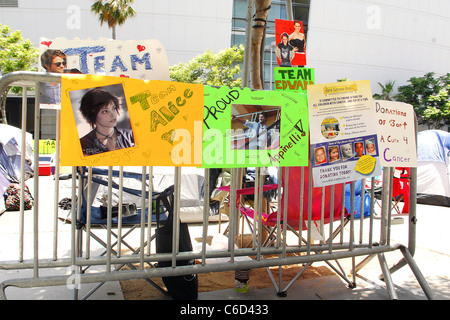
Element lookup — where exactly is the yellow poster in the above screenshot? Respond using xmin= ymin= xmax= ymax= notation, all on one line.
xmin=60 ymin=74 xmax=203 ymax=166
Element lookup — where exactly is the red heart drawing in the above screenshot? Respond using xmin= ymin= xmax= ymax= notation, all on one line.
xmin=120 ymin=74 xmax=130 ymax=78
xmin=137 ymin=45 xmax=146 ymax=52
xmin=41 ymin=41 xmax=52 ymax=47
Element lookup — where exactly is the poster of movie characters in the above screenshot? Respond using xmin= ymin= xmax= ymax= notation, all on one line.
xmin=275 ymin=19 xmax=307 ymax=67
xmin=307 ymin=80 xmax=382 ymax=187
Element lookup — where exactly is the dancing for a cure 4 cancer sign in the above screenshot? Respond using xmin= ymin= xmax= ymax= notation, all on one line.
xmin=202 ymin=86 xmax=309 ymax=168
xmin=60 ymin=74 xmax=203 ymax=166
xmin=374 ymin=100 xmax=417 ymax=167
xmin=307 ymin=80 xmax=382 ymax=187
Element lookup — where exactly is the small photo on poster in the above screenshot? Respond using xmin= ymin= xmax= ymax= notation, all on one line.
xmin=230 ymin=105 xmax=281 ymax=151
xmin=314 ymin=146 xmax=327 ymax=166
xmin=354 ymin=141 xmax=365 ymax=158
xmin=340 ymin=143 xmax=353 ymax=161
xmin=328 ymin=145 xmax=341 ymax=163
xmin=321 ymin=117 xmax=340 ymax=140
xmin=275 ymin=19 xmax=307 ymax=67
xmin=68 ymin=83 xmax=135 ymax=157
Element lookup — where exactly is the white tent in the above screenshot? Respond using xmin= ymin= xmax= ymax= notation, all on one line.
xmin=417 ymin=130 xmax=450 ymax=207
xmin=0 ymin=124 xmax=34 ymax=194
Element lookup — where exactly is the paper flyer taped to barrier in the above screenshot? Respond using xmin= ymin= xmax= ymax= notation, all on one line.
xmin=202 ymin=86 xmax=309 ymax=168
xmin=374 ymin=100 xmax=417 ymax=167
xmin=307 ymin=80 xmax=381 ymax=187
xmin=60 ymin=74 xmax=203 ymax=166
xmin=38 ymin=37 xmax=169 ymax=108
xmin=275 ymin=19 xmax=307 ymax=67
xmin=274 ymin=67 xmax=315 ymax=93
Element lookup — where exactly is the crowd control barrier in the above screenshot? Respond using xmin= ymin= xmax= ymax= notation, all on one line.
xmin=0 ymin=72 xmax=434 ymax=300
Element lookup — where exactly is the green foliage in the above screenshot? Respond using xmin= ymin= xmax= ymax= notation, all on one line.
xmin=169 ymin=45 xmax=245 ymax=87
xmin=373 ymin=80 xmax=395 ymax=101
xmin=425 ymin=84 xmax=450 ymax=128
xmin=396 ymin=72 xmax=450 ymax=128
xmin=0 ymin=24 xmax=39 ymax=123
xmin=0 ymin=24 xmax=39 ymax=76
xmin=91 ymin=0 xmax=137 ymax=39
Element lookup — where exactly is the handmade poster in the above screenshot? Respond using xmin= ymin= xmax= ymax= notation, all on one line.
xmin=275 ymin=19 xmax=307 ymax=67
xmin=307 ymin=80 xmax=381 ymax=187
xmin=274 ymin=67 xmax=315 ymax=92
xmin=374 ymin=100 xmax=417 ymax=167
xmin=60 ymin=74 xmax=203 ymax=166
xmin=202 ymin=86 xmax=309 ymax=168
xmin=38 ymin=37 xmax=169 ymax=108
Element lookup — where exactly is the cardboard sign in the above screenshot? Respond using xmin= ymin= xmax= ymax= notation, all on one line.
xmin=60 ymin=74 xmax=203 ymax=166
xmin=375 ymin=100 xmax=417 ymax=167
xmin=275 ymin=19 xmax=307 ymax=67
xmin=202 ymin=86 xmax=309 ymax=168
xmin=39 ymin=37 xmax=169 ymax=80
xmin=307 ymin=80 xmax=381 ymax=187
xmin=274 ymin=67 xmax=315 ymax=92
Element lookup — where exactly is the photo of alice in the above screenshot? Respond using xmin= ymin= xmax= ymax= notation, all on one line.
xmin=314 ymin=146 xmax=327 ymax=165
xmin=365 ymin=139 xmax=377 ymax=155
xmin=328 ymin=145 xmax=340 ymax=163
xmin=69 ymin=83 xmax=135 ymax=157
xmin=340 ymin=143 xmax=353 ymax=161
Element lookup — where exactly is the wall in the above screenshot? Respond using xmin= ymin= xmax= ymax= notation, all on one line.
xmin=0 ymin=0 xmax=233 ymax=66
xmin=307 ymin=0 xmax=450 ymax=95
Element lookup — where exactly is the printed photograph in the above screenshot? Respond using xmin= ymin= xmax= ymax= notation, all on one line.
xmin=230 ymin=104 xmax=281 ymax=151
xmin=68 ymin=83 xmax=135 ymax=157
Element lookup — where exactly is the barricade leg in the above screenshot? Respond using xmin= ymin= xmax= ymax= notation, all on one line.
xmin=377 ymin=253 xmax=398 ymax=300
xmin=399 ymin=246 xmax=435 ymax=300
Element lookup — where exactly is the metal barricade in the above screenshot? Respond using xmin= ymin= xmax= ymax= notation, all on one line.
xmin=0 ymin=72 xmax=434 ymax=300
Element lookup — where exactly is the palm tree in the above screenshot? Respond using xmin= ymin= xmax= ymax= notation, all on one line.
xmin=91 ymin=0 xmax=137 ymax=40
xmin=373 ymin=80 xmax=396 ymax=101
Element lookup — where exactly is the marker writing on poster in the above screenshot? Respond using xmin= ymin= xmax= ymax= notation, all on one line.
xmin=129 ymin=87 xmax=194 ymax=132
xmin=375 ymin=101 xmax=411 ymax=164
xmin=203 ymin=89 xmax=240 ymax=129
xmin=274 ymin=68 xmax=314 ymax=91
xmin=63 ymin=46 xmax=152 ymax=74
xmin=269 ymin=119 xmax=306 ymax=165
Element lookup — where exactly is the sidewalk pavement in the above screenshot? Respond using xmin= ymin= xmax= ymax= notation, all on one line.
xmin=0 ymin=176 xmax=448 ymax=300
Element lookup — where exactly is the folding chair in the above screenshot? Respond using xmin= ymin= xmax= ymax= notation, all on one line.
xmin=219 ymin=166 xmax=352 ymax=296
xmin=366 ymin=167 xmax=410 ymax=216
xmin=392 ymin=167 xmax=410 ymax=214
xmin=60 ymin=166 xmax=174 ymax=299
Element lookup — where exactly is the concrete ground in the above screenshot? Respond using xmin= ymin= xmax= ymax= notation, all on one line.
xmin=0 ymin=176 xmax=448 ymax=301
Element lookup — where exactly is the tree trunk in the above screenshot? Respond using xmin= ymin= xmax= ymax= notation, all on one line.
xmin=251 ymin=0 xmax=271 ymax=90
xmin=0 ymin=89 xmax=10 ymax=124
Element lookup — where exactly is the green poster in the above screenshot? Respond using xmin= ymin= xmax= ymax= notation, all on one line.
xmin=274 ymin=67 xmax=315 ymax=92
xmin=202 ymin=86 xmax=309 ymax=168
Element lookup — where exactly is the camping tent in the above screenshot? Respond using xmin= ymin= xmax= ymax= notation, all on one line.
xmin=417 ymin=130 xmax=450 ymax=207
xmin=0 ymin=124 xmax=34 ymax=195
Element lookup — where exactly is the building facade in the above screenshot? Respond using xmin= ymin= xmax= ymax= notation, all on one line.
xmin=1 ymin=0 xmax=449 ymax=135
